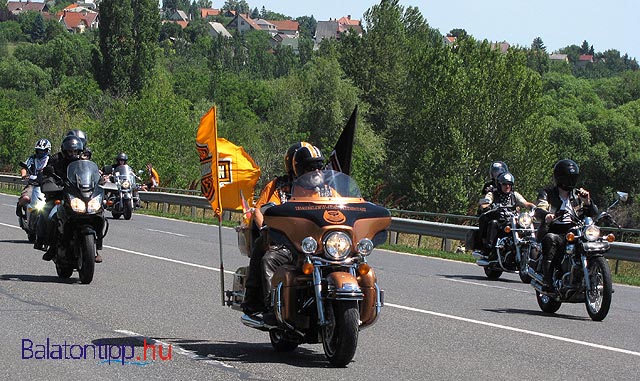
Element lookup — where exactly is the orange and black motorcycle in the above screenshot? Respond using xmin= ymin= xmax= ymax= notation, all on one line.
xmin=229 ymin=169 xmax=390 ymax=367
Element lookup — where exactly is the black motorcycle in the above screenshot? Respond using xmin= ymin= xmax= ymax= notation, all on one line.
xmin=42 ymin=160 xmax=107 ymax=284
xmin=527 ymin=191 xmax=627 ymax=321
xmin=102 ymin=164 xmax=139 ymax=220
xmin=473 ymin=206 xmax=537 ymax=282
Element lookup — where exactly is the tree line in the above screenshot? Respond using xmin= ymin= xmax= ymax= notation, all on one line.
xmin=0 ymin=0 xmax=639 ymax=225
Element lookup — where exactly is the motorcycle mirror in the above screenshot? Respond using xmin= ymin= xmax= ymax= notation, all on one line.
xmin=616 ymin=191 xmax=629 ymax=203
xmin=138 ymin=170 xmax=144 ymax=175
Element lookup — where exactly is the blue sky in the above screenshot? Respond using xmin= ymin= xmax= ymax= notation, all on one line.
xmin=251 ymin=0 xmax=639 ymax=60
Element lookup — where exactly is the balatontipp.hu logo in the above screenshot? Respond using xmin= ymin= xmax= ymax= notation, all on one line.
xmin=21 ymin=338 xmax=172 ymax=366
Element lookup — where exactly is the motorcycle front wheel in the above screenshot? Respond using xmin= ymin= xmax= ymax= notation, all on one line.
xmin=585 ymin=256 xmax=612 ymax=321
xmin=484 ymin=267 xmax=503 ymax=279
xmin=322 ymin=300 xmax=359 ymax=367
xmin=124 ymin=201 xmax=133 ymax=220
xmin=56 ymin=264 xmax=73 ymax=278
xmin=78 ymin=234 xmax=96 ymax=284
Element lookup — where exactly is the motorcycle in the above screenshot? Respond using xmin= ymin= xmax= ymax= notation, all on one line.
xmin=18 ymin=176 xmax=45 ymax=243
xmin=473 ymin=206 xmax=537 ymax=283
xmin=229 ymin=169 xmax=391 ymax=367
xmin=102 ymin=164 xmax=140 ymax=220
xmin=527 ymin=191 xmax=628 ymax=321
xmin=41 ymin=160 xmax=107 ymax=284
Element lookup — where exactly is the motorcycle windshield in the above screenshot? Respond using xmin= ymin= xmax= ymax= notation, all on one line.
xmin=67 ymin=160 xmax=101 ymax=193
xmin=114 ymin=165 xmax=136 ymax=185
xmin=290 ymin=170 xmax=362 ymax=199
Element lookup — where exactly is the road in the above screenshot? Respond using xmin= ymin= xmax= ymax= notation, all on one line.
xmin=1 ymin=193 xmax=639 ymax=380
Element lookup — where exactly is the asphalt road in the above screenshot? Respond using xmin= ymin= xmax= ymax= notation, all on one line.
xmin=1 ymin=192 xmax=639 ymax=380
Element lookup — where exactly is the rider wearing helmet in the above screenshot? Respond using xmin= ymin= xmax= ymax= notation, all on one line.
xmin=242 ymin=142 xmax=313 ymax=315
xmin=474 ymin=172 xmax=535 ymax=259
xmin=481 ymin=161 xmax=509 ymax=196
xmin=35 ymin=136 xmax=85 ymax=261
xmin=16 ymin=139 xmax=52 ymax=217
xmin=65 ymin=129 xmax=91 ymax=160
xmin=534 ymin=159 xmax=598 ymax=290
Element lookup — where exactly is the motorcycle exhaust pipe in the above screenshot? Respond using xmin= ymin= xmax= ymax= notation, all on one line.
xmin=527 ymin=267 xmax=544 ymax=284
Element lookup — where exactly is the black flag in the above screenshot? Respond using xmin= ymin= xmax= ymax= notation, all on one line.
xmin=328 ymin=105 xmax=357 ymax=175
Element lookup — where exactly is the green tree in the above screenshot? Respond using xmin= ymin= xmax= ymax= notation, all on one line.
xmin=531 ymin=37 xmax=546 ymax=52
xmin=296 ymin=15 xmax=316 ymax=40
xmin=0 ymin=56 xmax=52 ymax=95
xmin=0 ymin=89 xmax=34 ymax=171
xmin=222 ymin=0 xmax=249 ymax=14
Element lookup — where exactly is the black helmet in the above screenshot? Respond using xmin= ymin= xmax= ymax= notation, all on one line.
xmin=284 ymin=141 xmax=312 ymax=177
xmin=489 ymin=161 xmax=508 ymax=180
xmin=553 ymin=159 xmax=580 ymax=190
xmin=61 ymin=136 xmax=83 ymax=160
xmin=66 ymin=129 xmax=87 ymax=147
xmin=116 ymin=152 xmax=128 ymax=163
xmin=292 ymin=145 xmax=324 ymax=178
xmin=496 ymin=172 xmax=515 ymax=192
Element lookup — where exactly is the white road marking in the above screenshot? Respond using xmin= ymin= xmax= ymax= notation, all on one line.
xmin=0 ymin=221 xmax=20 ymax=229
xmin=145 ymin=228 xmax=187 ymax=237
xmin=114 ymin=329 xmax=234 ymax=368
xmin=444 ymin=277 xmax=534 ymax=294
xmin=104 ymin=244 xmax=640 ymax=358
xmin=385 ymin=302 xmax=640 ymax=357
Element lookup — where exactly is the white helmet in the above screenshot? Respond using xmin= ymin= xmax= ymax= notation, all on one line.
xmin=35 ymin=138 xmax=51 ymax=152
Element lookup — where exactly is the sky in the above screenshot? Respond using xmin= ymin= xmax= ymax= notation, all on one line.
xmin=251 ymin=0 xmax=639 ymax=60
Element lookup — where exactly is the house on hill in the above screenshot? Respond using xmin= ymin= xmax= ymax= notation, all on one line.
xmin=200 ymin=8 xmax=221 ymax=19
xmin=57 ymin=6 xmax=99 ymax=33
xmin=6 ymin=0 xmax=48 ymax=15
xmin=227 ymin=13 xmax=262 ymax=34
xmin=207 ymin=21 xmax=231 ymax=38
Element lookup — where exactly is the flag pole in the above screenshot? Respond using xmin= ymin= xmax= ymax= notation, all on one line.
xmin=218 ymin=213 xmax=225 ymax=306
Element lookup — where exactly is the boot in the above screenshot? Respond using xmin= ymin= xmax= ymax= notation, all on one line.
xmin=541 ymin=260 xmax=554 ymax=292
xmin=16 ymin=202 xmax=23 ymax=218
xmin=42 ymin=247 xmax=56 ymax=261
xmin=241 ymin=286 xmax=265 ymax=315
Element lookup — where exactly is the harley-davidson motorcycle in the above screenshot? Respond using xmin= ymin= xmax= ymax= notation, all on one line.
xmin=41 ymin=160 xmax=107 ymax=284
xmin=473 ymin=206 xmax=537 ymax=283
xmin=18 ymin=177 xmax=45 ymax=243
xmin=527 ymin=191 xmax=628 ymax=321
xmin=102 ymin=164 xmax=139 ymax=220
xmin=229 ymin=169 xmax=391 ymax=367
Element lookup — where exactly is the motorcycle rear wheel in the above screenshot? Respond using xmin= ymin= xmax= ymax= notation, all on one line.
xmin=536 ymin=291 xmax=562 ymax=314
xmin=56 ymin=264 xmax=73 ymax=279
xmin=322 ymin=300 xmax=359 ymax=367
xmin=269 ymin=329 xmax=299 ymax=352
xmin=585 ymin=256 xmax=612 ymax=321
xmin=484 ymin=267 xmax=503 ymax=279
xmin=78 ymin=235 xmax=96 ymax=284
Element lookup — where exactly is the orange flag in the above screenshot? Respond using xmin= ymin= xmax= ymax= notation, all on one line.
xmin=196 ymin=106 xmax=222 ymax=216
xmin=217 ymin=138 xmax=261 ymax=211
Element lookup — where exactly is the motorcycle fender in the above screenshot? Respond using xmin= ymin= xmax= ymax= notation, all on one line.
xmin=357 ymin=268 xmax=380 ymax=328
xmin=78 ymin=225 xmax=97 ymax=237
xmin=326 ymin=272 xmax=363 ymax=300
xmin=581 ymin=241 xmax=610 ymax=254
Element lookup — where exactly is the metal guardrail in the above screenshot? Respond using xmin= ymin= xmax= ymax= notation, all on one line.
xmin=2 ymin=174 xmax=638 ymax=262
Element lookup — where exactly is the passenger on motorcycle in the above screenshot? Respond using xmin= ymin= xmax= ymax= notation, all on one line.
xmin=474 ymin=172 xmax=535 ymax=259
xmin=16 ymin=139 xmax=51 ymax=217
xmin=481 ymin=161 xmax=509 ymax=197
xmin=35 ymin=136 xmax=84 ymax=261
xmin=65 ymin=129 xmax=92 ymax=160
xmin=534 ymin=159 xmax=597 ymax=291
xmin=242 ymin=141 xmax=310 ymax=315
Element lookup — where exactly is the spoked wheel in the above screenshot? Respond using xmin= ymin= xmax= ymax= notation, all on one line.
xmin=484 ymin=267 xmax=503 ymax=279
xmin=585 ymin=256 xmax=612 ymax=321
xmin=78 ymin=234 xmax=96 ymax=284
xmin=124 ymin=201 xmax=133 ymax=220
xmin=322 ymin=300 xmax=359 ymax=367
xmin=536 ymin=291 xmax=562 ymax=314
xmin=269 ymin=329 xmax=299 ymax=352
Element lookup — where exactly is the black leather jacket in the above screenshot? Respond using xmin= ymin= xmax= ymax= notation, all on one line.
xmin=534 ymin=186 xmax=598 ymax=222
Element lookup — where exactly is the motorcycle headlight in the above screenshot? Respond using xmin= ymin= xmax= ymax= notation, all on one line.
xmin=34 ymin=199 xmax=46 ymax=210
xmin=69 ymin=196 xmax=86 ymax=213
xmin=584 ymin=224 xmax=600 ymax=242
xmin=87 ymin=195 xmax=103 ymax=213
xmin=357 ymin=238 xmax=374 ymax=256
xmin=301 ymin=236 xmax=318 ymax=254
xmin=323 ymin=232 xmax=352 ymax=260
xmin=518 ymin=212 xmax=533 ymax=228
xmin=122 ymin=180 xmax=131 ymax=189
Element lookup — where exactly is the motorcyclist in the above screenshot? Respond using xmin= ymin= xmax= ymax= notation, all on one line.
xmin=259 ymin=144 xmax=325 ymax=319
xmin=481 ymin=161 xmax=509 ymax=197
xmin=65 ymin=129 xmax=92 ymax=160
xmin=16 ymin=139 xmax=51 ymax=217
xmin=241 ymin=141 xmax=309 ymax=315
xmin=35 ymin=136 xmax=84 ymax=261
xmin=534 ymin=159 xmax=597 ymax=291
xmin=106 ymin=153 xmax=142 ymax=207
xmin=474 ymin=172 xmax=535 ymax=260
